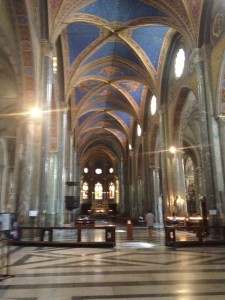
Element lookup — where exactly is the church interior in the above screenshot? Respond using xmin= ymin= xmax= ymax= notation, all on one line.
xmin=1 ymin=0 xmax=225 ymax=299
xmin=0 ymin=0 xmax=225 ymax=228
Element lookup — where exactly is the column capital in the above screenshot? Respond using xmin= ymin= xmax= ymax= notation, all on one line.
xmin=60 ymin=101 xmax=69 ymax=112
xmin=189 ymin=45 xmax=210 ymax=63
xmin=149 ymin=165 xmax=160 ymax=171
xmin=188 ymin=45 xmax=211 ymax=74
xmin=158 ymin=104 xmax=166 ymax=116
xmin=40 ymin=40 xmax=53 ymax=58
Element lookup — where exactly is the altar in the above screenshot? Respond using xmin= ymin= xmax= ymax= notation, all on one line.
xmin=91 ymin=198 xmax=110 ymax=214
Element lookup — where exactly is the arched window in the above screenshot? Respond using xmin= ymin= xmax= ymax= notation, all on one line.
xmin=174 ymin=48 xmax=185 ymax=78
xmin=82 ymin=182 xmax=89 ymax=199
xmin=109 ymin=182 xmax=115 ymax=199
xmin=95 ymin=182 xmax=103 ymax=199
xmin=150 ymin=95 xmax=157 ymax=115
xmin=137 ymin=124 xmax=142 ymax=136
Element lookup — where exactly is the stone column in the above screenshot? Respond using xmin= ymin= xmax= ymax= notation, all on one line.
xmin=137 ymin=177 xmax=143 ymax=216
xmin=172 ymin=152 xmax=187 ymax=215
xmin=38 ymin=41 xmax=53 ymax=225
xmin=56 ymin=106 xmax=68 ymax=225
xmin=217 ymin=117 xmax=225 ymax=213
xmin=118 ymin=158 xmax=125 ymax=215
xmin=152 ymin=168 xmax=163 ymax=224
xmin=6 ymin=166 xmax=15 ymax=212
xmin=159 ymin=106 xmax=169 ymax=219
xmin=74 ymin=151 xmax=81 ymax=217
xmin=68 ymin=134 xmax=75 ymax=187
xmin=0 ymin=137 xmax=8 ymax=212
xmin=141 ymin=133 xmax=149 ymax=213
xmin=217 ymin=117 xmax=225 ymax=183
xmin=14 ymin=118 xmax=41 ymax=226
xmin=74 ymin=150 xmax=80 ymax=197
xmin=128 ymin=149 xmax=135 ymax=217
xmin=193 ymin=167 xmax=202 ymax=214
xmin=189 ymin=47 xmax=216 ymax=218
xmin=64 ymin=134 xmax=75 ymax=223
xmin=45 ymin=153 xmax=58 ymax=226
xmin=115 ymin=177 xmax=120 ymax=206
xmin=2 ymin=137 xmax=17 ymax=213
xmin=203 ymin=47 xmax=225 ymax=215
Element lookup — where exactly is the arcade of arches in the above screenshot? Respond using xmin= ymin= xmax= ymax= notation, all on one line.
xmin=1 ymin=0 xmax=225 ymax=228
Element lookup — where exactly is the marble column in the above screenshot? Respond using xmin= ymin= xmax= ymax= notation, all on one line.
xmin=6 ymin=167 xmax=15 ymax=212
xmin=56 ymin=106 xmax=68 ymax=225
xmin=68 ymin=134 xmax=75 ymax=187
xmin=137 ymin=177 xmax=143 ymax=217
xmin=74 ymin=150 xmax=80 ymax=197
xmin=14 ymin=118 xmax=41 ymax=226
xmin=217 ymin=117 xmax=225 ymax=213
xmin=217 ymin=117 xmax=225 ymax=183
xmin=202 ymin=47 xmax=225 ymax=216
xmin=194 ymin=167 xmax=202 ymax=214
xmin=118 ymin=158 xmax=125 ymax=215
xmin=189 ymin=47 xmax=217 ymax=217
xmin=158 ymin=106 xmax=170 ymax=219
xmin=64 ymin=134 xmax=75 ymax=223
xmin=115 ymin=177 xmax=120 ymax=206
xmin=0 ymin=138 xmax=8 ymax=212
xmin=2 ymin=136 xmax=16 ymax=213
xmin=45 ymin=153 xmax=58 ymax=226
xmin=38 ymin=41 xmax=53 ymax=225
xmin=141 ymin=133 xmax=149 ymax=213
xmin=67 ymin=135 xmax=78 ymax=195
xmin=152 ymin=168 xmax=163 ymax=224
xmin=172 ymin=151 xmax=187 ymax=215
xmin=129 ymin=149 xmax=135 ymax=217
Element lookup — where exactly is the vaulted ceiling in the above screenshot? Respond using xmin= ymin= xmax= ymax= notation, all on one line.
xmin=50 ymin=0 xmax=202 ymax=165
xmin=0 ymin=0 xmax=204 ymax=166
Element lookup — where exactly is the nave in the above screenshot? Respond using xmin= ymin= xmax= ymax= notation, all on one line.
xmin=1 ymin=226 xmax=225 ymax=300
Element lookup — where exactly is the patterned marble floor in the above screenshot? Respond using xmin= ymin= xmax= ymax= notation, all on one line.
xmin=1 ymin=225 xmax=225 ymax=300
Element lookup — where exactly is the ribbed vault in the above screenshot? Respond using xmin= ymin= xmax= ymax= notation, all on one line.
xmin=48 ymin=0 xmax=201 ymax=165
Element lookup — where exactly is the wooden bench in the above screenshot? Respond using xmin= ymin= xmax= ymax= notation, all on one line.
xmin=165 ymin=225 xmax=225 ymax=247
xmin=13 ymin=225 xmax=116 ymax=248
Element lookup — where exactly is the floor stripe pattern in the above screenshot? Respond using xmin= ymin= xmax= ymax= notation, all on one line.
xmin=1 ymin=227 xmax=225 ymax=300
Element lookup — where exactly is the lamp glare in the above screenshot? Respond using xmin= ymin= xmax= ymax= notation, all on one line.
xmin=30 ymin=108 xmax=42 ymax=118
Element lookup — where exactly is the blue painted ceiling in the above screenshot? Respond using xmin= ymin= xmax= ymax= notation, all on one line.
xmin=58 ymin=0 xmax=173 ymax=157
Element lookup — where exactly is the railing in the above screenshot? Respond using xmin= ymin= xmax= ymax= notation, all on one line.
xmin=12 ymin=225 xmax=116 ymax=248
xmin=0 ymin=233 xmax=13 ymax=280
xmin=165 ymin=225 xmax=225 ymax=247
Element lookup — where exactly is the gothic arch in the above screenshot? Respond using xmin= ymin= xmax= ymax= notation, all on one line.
xmin=173 ymin=88 xmax=199 ymax=147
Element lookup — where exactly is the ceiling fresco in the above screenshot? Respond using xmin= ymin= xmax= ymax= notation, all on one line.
xmin=48 ymin=0 xmax=204 ymax=161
